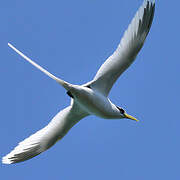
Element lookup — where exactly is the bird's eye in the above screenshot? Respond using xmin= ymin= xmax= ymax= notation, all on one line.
xmin=117 ymin=106 xmax=125 ymax=114
xmin=119 ymin=108 xmax=125 ymax=114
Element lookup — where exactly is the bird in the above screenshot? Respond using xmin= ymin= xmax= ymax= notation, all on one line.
xmin=2 ymin=0 xmax=155 ymax=164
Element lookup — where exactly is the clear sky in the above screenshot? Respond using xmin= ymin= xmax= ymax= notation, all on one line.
xmin=1 ymin=0 xmax=179 ymax=179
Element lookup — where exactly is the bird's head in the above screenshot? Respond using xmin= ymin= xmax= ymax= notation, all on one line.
xmin=116 ymin=106 xmax=139 ymax=122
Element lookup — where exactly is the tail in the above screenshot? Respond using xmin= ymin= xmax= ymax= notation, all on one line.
xmin=8 ymin=43 xmax=72 ymax=91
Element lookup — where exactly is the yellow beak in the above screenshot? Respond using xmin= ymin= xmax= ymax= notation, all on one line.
xmin=124 ymin=113 xmax=139 ymax=122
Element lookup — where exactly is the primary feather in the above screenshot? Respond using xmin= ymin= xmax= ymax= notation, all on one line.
xmin=2 ymin=102 xmax=88 ymax=164
xmin=90 ymin=0 xmax=155 ymax=96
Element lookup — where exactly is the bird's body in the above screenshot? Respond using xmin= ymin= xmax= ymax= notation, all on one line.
xmin=2 ymin=0 xmax=155 ymax=164
xmin=69 ymin=85 xmax=121 ymax=119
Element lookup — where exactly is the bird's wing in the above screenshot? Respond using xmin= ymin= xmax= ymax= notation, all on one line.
xmin=88 ymin=0 xmax=155 ymax=96
xmin=2 ymin=100 xmax=88 ymax=164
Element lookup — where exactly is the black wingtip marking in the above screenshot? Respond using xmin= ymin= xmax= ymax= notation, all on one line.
xmin=86 ymin=85 xmax=91 ymax=89
xmin=67 ymin=91 xmax=74 ymax=98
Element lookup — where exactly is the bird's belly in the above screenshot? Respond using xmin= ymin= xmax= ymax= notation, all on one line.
xmin=72 ymin=87 xmax=117 ymax=119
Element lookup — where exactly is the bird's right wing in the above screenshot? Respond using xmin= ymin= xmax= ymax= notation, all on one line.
xmin=88 ymin=0 xmax=155 ymax=96
xmin=2 ymin=100 xmax=88 ymax=164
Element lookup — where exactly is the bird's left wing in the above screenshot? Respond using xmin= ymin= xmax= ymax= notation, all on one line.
xmin=2 ymin=100 xmax=88 ymax=164
xmin=88 ymin=0 xmax=155 ymax=96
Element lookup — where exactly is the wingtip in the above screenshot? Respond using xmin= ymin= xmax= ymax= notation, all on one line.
xmin=2 ymin=156 xmax=13 ymax=164
xmin=147 ymin=0 xmax=155 ymax=5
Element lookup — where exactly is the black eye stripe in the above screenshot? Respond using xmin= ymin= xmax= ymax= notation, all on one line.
xmin=116 ymin=106 xmax=125 ymax=114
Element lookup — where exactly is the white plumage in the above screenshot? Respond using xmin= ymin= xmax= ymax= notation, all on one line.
xmin=91 ymin=0 xmax=155 ymax=96
xmin=3 ymin=102 xmax=88 ymax=164
xmin=3 ymin=0 xmax=155 ymax=164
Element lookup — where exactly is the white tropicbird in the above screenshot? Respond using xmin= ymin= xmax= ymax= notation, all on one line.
xmin=2 ymin=0 xmax=155 ymax=164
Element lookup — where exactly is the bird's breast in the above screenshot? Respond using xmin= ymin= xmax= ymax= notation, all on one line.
xmin=70 ymin=86 xmax=120 ymax=119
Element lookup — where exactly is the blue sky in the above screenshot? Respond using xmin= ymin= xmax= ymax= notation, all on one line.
xmin=1 ymin=0 xmax=179 ymax=179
